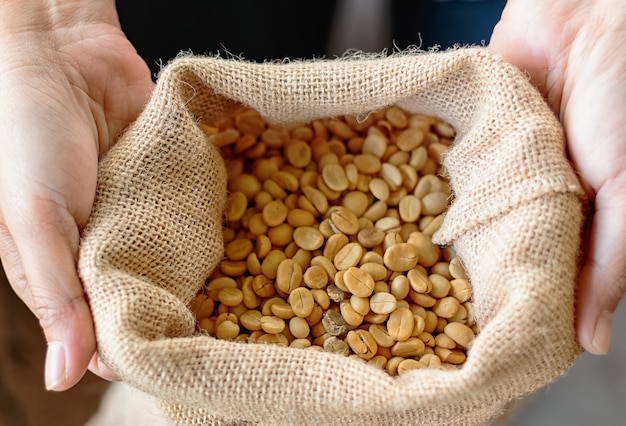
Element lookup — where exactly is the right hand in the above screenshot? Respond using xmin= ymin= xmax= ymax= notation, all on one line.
xmin=0 ymin=0 xmax=154 ymax=391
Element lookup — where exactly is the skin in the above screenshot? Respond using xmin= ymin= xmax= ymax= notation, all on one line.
xmin=489 ymin=0 xmax=626 ymax=355
xmin=0 ymin=0 xmax=153 ymax=390
xmin=0 ymin=0 xmax=623 ymax=392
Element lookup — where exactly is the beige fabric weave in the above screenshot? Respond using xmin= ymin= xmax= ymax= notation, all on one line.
xmin=78 ymin=48 xmax=585 ymax=426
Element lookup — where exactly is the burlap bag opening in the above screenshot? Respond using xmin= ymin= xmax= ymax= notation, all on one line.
xmin=79 ymin=48 xmax=585 ymax=426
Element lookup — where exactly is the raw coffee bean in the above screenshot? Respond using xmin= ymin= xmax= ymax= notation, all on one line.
xmin=293 ymin=226 xmax=325 ymax=251
xmin=271 ymin=170 xmax=300 ymax=192
xmin=353 ymin=153 xmax=382 ymax=174
xmin=449 ymin=279 xmax=472 ymax=303
xmin=303 ymin=265 xmax=330 ymax=289
xmin=362 ymin=133 xmax=388 ymax=158
xmin=217 ymin=287 xmax=244 ymax=307
xmin=224 ymin=238 xmax=254 ymax=261
xmin=287 ymin=209 xmax=316 ymax=227
xmin=260 ymin=316 xmax=286 ymax=334
xmin=285 ymin=140 xmax=312 ymax=168
xmin=310 ymin=288 xmax=331 ymax=310
xmin=350 ymin=294 xmax=370 ymax=316
xmin=384 ymin=243 xmax=419 ymax=272
xmin=261 ymin=250 xmax=287 ymax=279
xmin=444 ymin=322 xmax=475 ymax=348
xmin=429 ymin=274 xmax=451 ymax=299
xmin=397 ymin=359 xmax=425 ymax=375
xmin=432 ymin=297 xmax=461 ymax=319
xmin=391 ymin=337 xmax=426 ymax=357
xmin=449 ymin=257 xmax=469 ymax=280
xmin=387 ymin=307 xmax=415 ymax=342
xmin=201 ymin=106 xmax=476 ymax=374
xmin=360 ymin=262 xmax=388 ymax=281
xmin=261 ymin=200 xmax=288 ymax=227
xmin=421 ymin=191 xmax=449 ymax=216
xmin=270 ymin=301 xmax=295 ymax=320
xmin=342 ymin=191 xmax=369 ymax=217
xmin=275 ymin=259 xmax=303 ymax=294
xmin=381 ymin=163 xmax=403 ymax=191
xmin=358 ymin=227 xmax=385 ymax=248
xmin=322 ymin=309 xmax=348 ymax=336
xmin=396 ymin=128 xmax=424 ymax=152
xmin=323 ymin=336 xmax=351 ymax=356
xmin=398 ymin=195 xmax=421 ymax=223
xmin=288 ymin=287 xmax=315 ymax=318
xmin=343 ymin=267 xmax=375 ymax=298
xmin=340 ymin=300 xmax=365 ymax=326
xmin=240 ymin=309 xmax=263 ymax=331
xmin=368 ymin=324 xmax=395 ymax=348
xmin=369 ymin=292 xmax=397 ymax=314
xmin=323 ymin=233 xmax=350 ymax=262
xmin=346 ymin=329 xmax=378 ymax=360
xmin=289 ymin=317 xmax=311 ymax=339
xmin=385 ymin=106 xmax=408 ymax=129
xmin=333 ymin=243 xmax=364 ymax=270
xmin=322 ymin=163 xmax=349 ymax=192
xmin=328 ymin=206 xmax=360 ymax=235
xmin=369 ymin=178 xmax=390 ymax=201
xmin=226 ymin=191 xmax=248 ymax=222
xmin=268 ymin=223 xmax=294 ymax=247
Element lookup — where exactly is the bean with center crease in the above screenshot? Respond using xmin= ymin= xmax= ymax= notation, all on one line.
xmin=288 ymin=287 xmax=315 ymax=318
xmin=333 ymin=243 xmax=363 ymax=270
xmin=276 ymin=258 xmax=303 ymax=294
xmin=387 ymin=307 xmax=415 ymax=342
xmin=328 ymin=206 xmax=360 ymax=235
xmin=343 ymin=266 xmax=375 ymax=298
xmin=346 ymin=329 xmax=378 ymax=360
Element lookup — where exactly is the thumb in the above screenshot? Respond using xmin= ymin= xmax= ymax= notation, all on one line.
xmin=576 ymin=175 xmax=626 ymax=354
xmin=0 ymin=201 xmax=96 ymax=391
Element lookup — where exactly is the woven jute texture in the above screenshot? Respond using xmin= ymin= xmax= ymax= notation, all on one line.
xmin=79 ymin=48 xmax=585 ymax=426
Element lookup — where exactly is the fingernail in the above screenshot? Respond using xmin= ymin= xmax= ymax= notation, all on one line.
xmin=45 ymin=342 xmax=67 ymax=391
xmin=591 ymin=310 xmax=613 ymax=355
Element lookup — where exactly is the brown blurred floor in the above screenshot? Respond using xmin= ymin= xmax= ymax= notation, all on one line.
xmin=0 ymin=267 xmax=108 ymax=426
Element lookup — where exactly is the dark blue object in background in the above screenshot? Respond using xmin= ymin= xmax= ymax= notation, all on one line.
xmin=117 ymin=1 xmax=507 ymax=78
xmin=391 ymin=0 xmax=507 ymax=50
xmin=425 ymin=0 xmax=508 ymax=48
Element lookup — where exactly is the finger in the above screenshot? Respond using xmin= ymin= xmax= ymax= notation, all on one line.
xmin=576 ymin=176 xmax=626 ymax=354
xmin=88 ymin=352 xmax=120 ymax=382
xmin=0 ymin=203 xmax=96 ymax=391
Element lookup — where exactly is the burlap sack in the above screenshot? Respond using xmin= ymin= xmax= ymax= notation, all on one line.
xmin=78 ymin=47 xmax=585 ymax=426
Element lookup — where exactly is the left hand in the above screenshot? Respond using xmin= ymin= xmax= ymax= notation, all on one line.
xmin=489 ymin=0 xmax=626 ymax=355
xmin=0 ymin=0 xmax=154 ymax=391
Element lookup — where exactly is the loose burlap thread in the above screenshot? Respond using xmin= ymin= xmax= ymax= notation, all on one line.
xmin=79 ymin=48 xmax=585 ymax=426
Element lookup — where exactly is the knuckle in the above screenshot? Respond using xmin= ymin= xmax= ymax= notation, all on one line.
xmin=8 ymin=269 xmax=29 ymax=293
xmin=613 ymin=270 xmax=626 ymax=300
xmin=32 ymin=292 xmax=85 ymax=331
xmin=0 ymin=227 xmax=29 ymax=292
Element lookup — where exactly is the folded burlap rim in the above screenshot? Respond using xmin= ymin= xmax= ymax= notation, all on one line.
xmin=79 ymin=47 xmax=586 ymax=426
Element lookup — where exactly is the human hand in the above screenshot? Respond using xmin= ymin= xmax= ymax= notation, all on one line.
xmin=489 ymin=0 xmax=626 ymax=354
xmin=0 ymin=1 xmax=154 ymax=390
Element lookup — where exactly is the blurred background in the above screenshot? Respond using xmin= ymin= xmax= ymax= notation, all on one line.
xmin=2 ymin=1 xmax=625 ymax=425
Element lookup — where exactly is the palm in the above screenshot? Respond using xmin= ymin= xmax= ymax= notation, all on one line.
xmin=1 ymin=21 xmax=153 ymax=224
xmin=490 ymin=0 xmax=626 ymax=354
